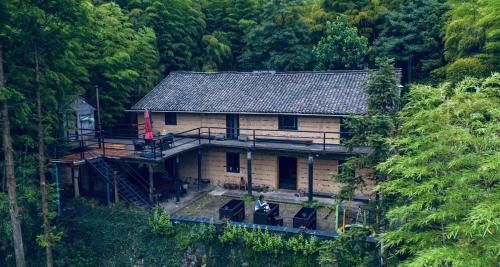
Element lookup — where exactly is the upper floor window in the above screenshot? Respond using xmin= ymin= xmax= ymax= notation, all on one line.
xmin=226 ymin=152 xmax=240 ymax=173
xmin=164 ymin=112 xmax=177 ymax=125
xmin=340 ymin=117 xmax=352 ymax=143
xmin=278 ymin=115 xmax=297 ymax=130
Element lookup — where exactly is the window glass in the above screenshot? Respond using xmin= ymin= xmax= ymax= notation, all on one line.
xmin=226 ymin=152 xmax=240 ymax=173
xmin=278 ymin=115 xmax=297 ymax=130
xmin=164 ymin=112 xmax=177 ymax=125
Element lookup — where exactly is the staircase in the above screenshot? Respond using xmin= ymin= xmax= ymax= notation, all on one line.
xmin=86 ymin=155 xmax=154 ymax=210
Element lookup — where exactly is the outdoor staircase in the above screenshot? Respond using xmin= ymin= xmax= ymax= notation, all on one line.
xmin=86 ymin=155 xmax=154 ymax=210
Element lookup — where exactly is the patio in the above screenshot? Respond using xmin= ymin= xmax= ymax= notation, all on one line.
xmin=171 ymin=189 xmax=340 ymax=232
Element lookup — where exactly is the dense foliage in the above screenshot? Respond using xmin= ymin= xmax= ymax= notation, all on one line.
xmin=0 ymin=0 xmax=499 ymax=266
xmin=378 ymin=74 xmax=500 ymax=266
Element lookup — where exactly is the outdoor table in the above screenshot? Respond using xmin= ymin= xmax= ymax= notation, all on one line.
xmin=219 ymin=199 xmax=245 ymax=222
xmin=293 ymin=207 xmax=317 ymax=229
xmin=253 ymin=203 xmax=282 ymax=226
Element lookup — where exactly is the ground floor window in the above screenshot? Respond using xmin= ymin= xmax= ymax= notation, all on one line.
xmin=226 ymin=152 xmax=240 ymax=173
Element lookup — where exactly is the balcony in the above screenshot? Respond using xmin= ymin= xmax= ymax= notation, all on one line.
xmin=51 ymin=127 xmax=369 ymax=164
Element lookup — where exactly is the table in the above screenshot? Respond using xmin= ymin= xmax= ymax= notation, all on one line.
xmin=219 ymin=199 xmax=245 ymax=222
xmin=293 ymin=207 xmax=317 ymax=229
xmin=254 ymin=203 xmax=282 ymax=226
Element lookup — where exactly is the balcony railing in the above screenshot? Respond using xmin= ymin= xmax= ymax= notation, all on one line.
xmin=54 ymin=126 xmax=350 ymax=161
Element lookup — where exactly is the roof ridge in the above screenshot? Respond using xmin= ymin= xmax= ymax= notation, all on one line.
xmin=168 ymin=69 xmax=402 ymax=76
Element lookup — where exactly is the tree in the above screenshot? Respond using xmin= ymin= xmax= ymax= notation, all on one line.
xmin=334 ymin=58 xmax=400 ymax=200
xmin=443 ymin=0 xmax=499 ymax=80
xmin=313 ymin=15 xmax=368 ymax=70
xmin=374 ymin=0 xmax=448 ymax=82
xmin=83 ymin=3 xmax=160 ymax=124
xmin=241 ymin=0 xmax=313 ymax=71
xmin=0 ymin=43 xmax=27 ymax=267
xmin=378 ymin=74 xmax=500 ymax=265
xmin=145 ymin=0 xmax=205 ymax=73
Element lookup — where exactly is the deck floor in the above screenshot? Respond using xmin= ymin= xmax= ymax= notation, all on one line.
xmin=51 ymin=136 xmax=369 ymax=165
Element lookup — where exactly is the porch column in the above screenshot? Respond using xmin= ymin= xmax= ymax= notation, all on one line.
xmin=148 ymin=164 xmax=154 ymax=202
xmin=308 ymin=155 xmax=314 ymax=202
xmin=175 ymin=155 xmax=180 ymax=203
xmin=73 ymin=166 xmax=80 ymax=197
xmin=247 ymin=150 xmax=252 ymax=195
xmin=197 ymin=149 xmax=202 ymax=190
xmin=113 ymin=171 xmax=119 ymax=203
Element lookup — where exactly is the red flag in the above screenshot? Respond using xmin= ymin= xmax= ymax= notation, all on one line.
xmin=144 ymin=109 xmax=153 ymax=140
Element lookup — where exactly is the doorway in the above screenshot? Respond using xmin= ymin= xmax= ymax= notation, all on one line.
xmin=278 ymin=156 xmax=297 ymax=190
xmin=226 ymin=114 xmax=240 ymax=139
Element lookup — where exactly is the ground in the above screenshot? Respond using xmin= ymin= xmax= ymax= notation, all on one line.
xmin=173 ymin=193 xmax=337 ymax=232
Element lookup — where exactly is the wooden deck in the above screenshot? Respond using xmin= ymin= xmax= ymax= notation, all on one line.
xmin=51 ymin=136 xmax=369 ymax=165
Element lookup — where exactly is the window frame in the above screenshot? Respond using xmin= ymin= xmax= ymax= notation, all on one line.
xmin=278 ymin=115 xmax=298 ymax=130
xmin=226 ymin=152 xmax=240 ymax=173
xmin=164 ymin=112 xmax=177 ymax=125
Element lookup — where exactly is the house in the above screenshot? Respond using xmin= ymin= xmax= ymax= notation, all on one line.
xmin=65 ymin=97 xmax=96 ymax=141
xmin=128 ymin=70 xmax=386 ymax=197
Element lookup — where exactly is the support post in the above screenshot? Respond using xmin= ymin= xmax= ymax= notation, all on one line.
xmin=73 ymin=166 xmax=80 ymax=197
xmin=54 ymin=164 xmax=61 ymax=216
xmin=113 ymin=171 xmax=119 ymax=203
xmin=247 ymin=150 xmax=252 ymax=195
xmin=175 ymin=156 xmax=180 ymax=203
xmin=148 ymin=164 xmax=154 ymax=202
xmin=308 ymin=155 xmax=314 ymax=202
xmin=197 ymin=149 xmax=202 ymax=190
xmin=96 ymin=85 xmax=103 ymax=149
xmin=106 ymin=183 xmax=111 ymax=206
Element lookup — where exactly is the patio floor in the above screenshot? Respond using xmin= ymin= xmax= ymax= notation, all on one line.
xmin=173 ymin=192 xmax=338 ymax=232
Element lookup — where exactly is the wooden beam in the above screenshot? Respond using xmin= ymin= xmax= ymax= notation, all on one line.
xmin=148 ymin=164 xmax=154 ymax=202
xmin=73 ymin=166 xmax=80 ymax=197
xmin=113 ymin=171 xmax=119 ymax=203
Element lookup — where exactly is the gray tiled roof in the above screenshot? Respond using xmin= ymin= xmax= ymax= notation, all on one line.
xmin=131 ymin=71 xmax=394 ymax=115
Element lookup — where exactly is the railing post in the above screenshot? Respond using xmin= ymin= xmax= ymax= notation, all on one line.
xmin=208 ymin=128 xmax=211 ymax=144
xmin=323 ymin=132 xmax=326 ymax=151
xmin=198 ymin=128 xmax=201 ymax=144
xmin=253 ymin=129 xmax=256 ymax=147
xmin=102 ymin=131 xmax=106 ymax=156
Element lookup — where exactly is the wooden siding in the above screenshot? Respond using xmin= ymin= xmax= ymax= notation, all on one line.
xmin=138 ymin=113 xmax=341 ymax=144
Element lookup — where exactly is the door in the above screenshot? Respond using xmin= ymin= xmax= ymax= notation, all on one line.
xmin=278 ymin=156 xmax=297 ymax=190
xmin=226 ymin=114 xmax=240 ymax=139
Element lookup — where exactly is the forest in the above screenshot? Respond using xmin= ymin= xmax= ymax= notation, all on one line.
xmin=0 ymin=0 xmax=498 ymax=266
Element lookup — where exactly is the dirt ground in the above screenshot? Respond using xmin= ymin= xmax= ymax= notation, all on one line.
xmin=174 ymin=194 xmax=336 ymax=232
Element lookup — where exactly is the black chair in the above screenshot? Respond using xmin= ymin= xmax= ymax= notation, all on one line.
xmin=133 ymin=139 xmax=145 ymax=152
xmin=160 ymin=133 xmax=174 ymax=150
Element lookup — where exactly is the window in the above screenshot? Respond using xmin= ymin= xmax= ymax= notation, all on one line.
xmin=278 ymin=115 xmax=297 ymax=130
xmin=226 ymin=152 xmax=240 ymax=173
xmin=164 ymin=112 xmax=177 ymax=125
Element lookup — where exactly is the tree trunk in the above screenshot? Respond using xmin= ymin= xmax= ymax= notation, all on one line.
xmin=35 ymin=46 xmax=53 ymax=267
xmin=1 ymin=45 xmax=27 ymax=267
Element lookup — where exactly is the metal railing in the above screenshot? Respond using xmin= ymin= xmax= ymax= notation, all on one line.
xmin=55 ymin=126 xmax=348 ymax=161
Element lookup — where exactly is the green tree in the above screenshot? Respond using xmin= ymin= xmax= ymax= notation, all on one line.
xmin=145 ymin=0 xmax=205 ymax=73
xmin=83 ymin=3 xmax=160 ymax=124
xmin=241 ymin=0 xmax=313 ymax=71
xmin=313 ymin=15 xmax=368 ymax=70
xmin=443 ymin=0 xmax=499 ymax=80
xmin=334 ymin=58 xmax=400 ymax=200
xmin=374 ymin=0 xmax=448 ymax=82
xmin=378 ymin=74 xmax=500 ymax=266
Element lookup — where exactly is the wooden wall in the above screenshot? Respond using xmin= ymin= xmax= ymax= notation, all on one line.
xmin=176 ymin=149 xmax=373 ymax=195
xmin=137 ymin=112 xmax=341 ymax=144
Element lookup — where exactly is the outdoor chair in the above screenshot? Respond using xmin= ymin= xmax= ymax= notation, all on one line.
xmin=160 ymin=133 xmax=174 ymax=150
xmin=133 ymin=139 xmax=145 ymax=152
